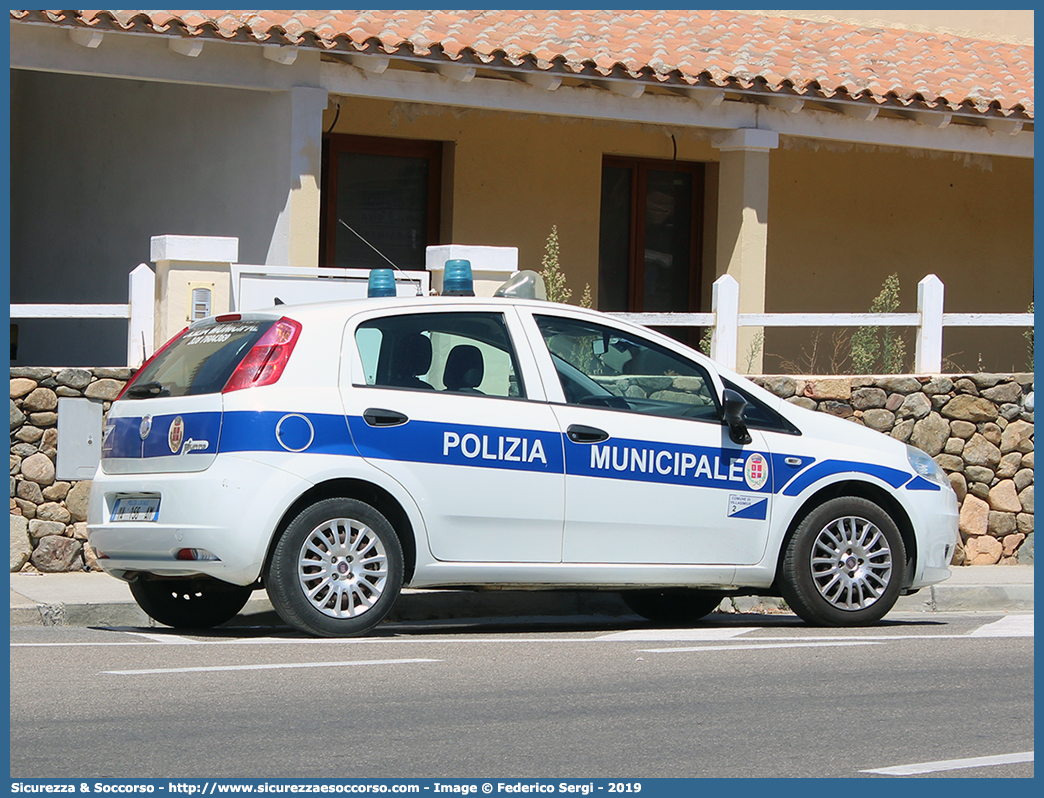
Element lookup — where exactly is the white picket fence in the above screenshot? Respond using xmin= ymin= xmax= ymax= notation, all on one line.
xmin=611 ymin=274 xmax=1034 ymax=373
xmin=9 ymin=268 xmax=1034 ymax=374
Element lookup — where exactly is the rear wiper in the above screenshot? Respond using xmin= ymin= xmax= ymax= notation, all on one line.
xmin=126 ymin=381 xmax=170 ymax=398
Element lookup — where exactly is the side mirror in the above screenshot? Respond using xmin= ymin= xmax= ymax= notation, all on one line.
xmin=721 ymin=388 xmax=752 ymax=445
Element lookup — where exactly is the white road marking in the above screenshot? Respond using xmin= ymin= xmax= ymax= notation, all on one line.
xmin=969 ymin=614 xmax=1034 ymax=637
xmin=861 ymin=750 xmax=1033 ymax=775
xmin=639 ymin=640 xmax=880 ymax=653
xmin=125 ymin=631 xmax=199 ymax=644
xmin=596 ymin=627 xmax=756 ymax=642
xmin=102 ymin=658 xmax=440 ymax=675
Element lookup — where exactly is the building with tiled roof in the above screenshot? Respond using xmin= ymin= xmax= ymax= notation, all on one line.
xmin=9 ymin=10 xmax=1034 ymax=371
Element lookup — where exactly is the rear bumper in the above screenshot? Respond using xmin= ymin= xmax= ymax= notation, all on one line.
xmin=87 ymin=455 xmax=314 ymax=585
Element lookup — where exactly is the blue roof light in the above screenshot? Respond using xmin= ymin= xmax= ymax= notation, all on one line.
xmin=367 ymin=268 xmax=397 ymax=298
xmin=442 ymin=259 xmax=475 ymax=296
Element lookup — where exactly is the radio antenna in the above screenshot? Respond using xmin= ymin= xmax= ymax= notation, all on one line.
xmin=337 ymin=219 xmax=423 ymax=296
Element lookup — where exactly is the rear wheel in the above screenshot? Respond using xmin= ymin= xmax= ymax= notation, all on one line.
xmin=267 ymin=498 xmax=403 ymax=637
xmin=621 ymin=588 xmax=724 ymax=624
xmin=129 ymin=576 xmax=253 ymax=629
xmin=780 ymin=497 xmax=906 ymax=626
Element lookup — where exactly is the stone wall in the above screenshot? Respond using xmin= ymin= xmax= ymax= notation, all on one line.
xmin=9 ymin=368 xmax=1034 ymax=572
xmin=10 ymin=367 xmax=132 ymax=573
xmin=751 ymin=373 xmax=1034 ymax=565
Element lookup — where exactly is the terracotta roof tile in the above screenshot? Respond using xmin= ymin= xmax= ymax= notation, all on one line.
xmin=10 ymin=9 xmax=1033 ymax=116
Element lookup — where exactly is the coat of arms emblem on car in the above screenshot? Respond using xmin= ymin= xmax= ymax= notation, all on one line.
xmin=168 ymin=416 xmax=185 ymax=454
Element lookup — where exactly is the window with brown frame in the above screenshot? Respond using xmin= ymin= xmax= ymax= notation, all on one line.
xmin=598 ymin=156 xmax=705 ymax=317
xmin=321 ymin=134 xmax=442 ymax=270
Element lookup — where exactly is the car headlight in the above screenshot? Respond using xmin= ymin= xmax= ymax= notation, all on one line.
xmin=906 ymin=445 xmax=951 ymax=489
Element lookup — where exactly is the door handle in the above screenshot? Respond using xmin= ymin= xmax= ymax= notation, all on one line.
xmin=363 ymin=408 xmax=409 ymax=428
xmin=567 ymin=424 xmax=609 ymax=443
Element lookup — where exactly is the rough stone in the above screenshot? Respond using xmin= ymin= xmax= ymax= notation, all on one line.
xmin=1021 ymin=450 xmax=1034 ymax=469
xmin=15 ymin=480 xmax=43 ymax=504
xmin=84 ymin=379 xmax=124 ymax=401
xmin=964 ymin=465 xmax=995 ymax=484
xmin=981 ymin=381 xmax=1022 ymax=405
xmin=30 ymin=535 xmax=83 ymax=572
xmin=995 ymin=453 xmax=1021 ymax=479
xmin=966 ymin=534 xmax=1002 ymax=565
xmin=941 ymin=395 xmax=998 ymax=423
xmin=1017 ymin=485 xmax=1033 ymax=514
xmin=10 ymin=378 xmax=37 ymax=399
xmin=950 ymin=420 xmax=976 ymax=439
xmin=862 ymin=409 xmax=895 ymax=432
xmin=66 ymin=480 xmax=92 ymax=522
xmin=55 ymin=386 xmax=82 ymax=398
xmin=55 ymin=368 xmax=93 ymax=390
xmin=948 ymin=472 xmax=967 ymax=503
xmin=14 ymin=425 xmax=43 ymax=443
xmin=819 ymin=400 xmax=853 ymax=418
xmin=1016 ymin=513 xmax=1034 ymax=535
xmin=28 ymin=518 xmax=66 ymax=540
xmin=934 ymin=454 xmax=964 ymax=473
xmin=884 ymin=393 xmax=905 ymax=412
xmin=981 ymin=422 xmax=1003 ymax=446
xmin=1002 ymin=533 xmax=1026 ymax=557
xmin=999 ymin=403 xmax=1022 ymax=421
xmin=876 ymin=376 xmax=922 ymax=394
xmin=21 ymin=387 xmax=58 ymax=413
xmin=922 ymin=377 xmax=954 ymax=395
xmin=786 ymin=396 xmax=817 ymax=411
xmin=968 ymin=482 xmax=991 ymax=501
xmin=10 ymin=400 xmax=25 ymax=431
xmin=888 ymin=419 xmax=913 ymax=443
xmin=944 ymin=437 xmax=965 ymax=455
xmin=69 ymin=521 xmax=89 ymax=541
xmin=759 ymin=376 xmax=798 ymax=398
xmin=42 ymin=428 xmax=58 ymax=449
xmin=850 ymin=387 xmax=886 ymax=410
xmin=83 ymin=540 xmax=104 ymax=571
xmin=42 ymin=481 xmax=71 ymax=502
xmin=930 ymin=394 xmax=948 ymax=411
xmin=13 ymin=498 xmax=36 ymax=519
xmin=988 ymin=480 xmax=1022 ymax=513
xmin=1014 ymin=468 xmax=1034 ymax=492
xmin=909 ymin=412 xmax=950 ymax=456
xmin=953 ymin=378 xmax=979 ymax=395
xmin=804 ymin=378 xmax=851 ymax=401
xmin=29 ymin=413 xmax=58 ymax=427
xmin=962 ymin=434 xmax=1002 ymax=468
xmin=12 ymin=443 xmax=39 ymax=458
xmin=10 ymin=515 xmax=31 ymax=572
xmin=94 ymin=367 xmax=134 ymax=381
xmin=896 ymin=392 xmax=931 ymax=420
xmin=969 ymin=373 xmax=1005 ymax=390
xmin=988 ymin=512 xmax=1017 ymax=537
xmin=1000 ymin=420 xmax=1034 ymax=454
xmin=20 ymin=452 xmax=55 ymax=486
xmin=10 ymin=367 xmax=53 ymax=381
xmin=36 ymin=502 xmax=71 ymax=524
xmin=959 ymin=493 xmax=990 ymax=539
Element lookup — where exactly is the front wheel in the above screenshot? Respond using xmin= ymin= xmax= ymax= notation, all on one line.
xmin=780 ymin=497 xmax=906 ymax=626
xmin=266 ymin=498 xmax=403 ymax=637
xmin=129 ymin=576 xmax=254 ymax=629
xmin=621 ymin=588 xmax=724 ymax=625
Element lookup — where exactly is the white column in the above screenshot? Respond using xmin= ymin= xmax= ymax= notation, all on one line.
xmin=712 ymin=128 xmax=779 ymax=373
xmin=151 ymin=235 xmax=239 ymax=346
xmin=127 ymin=263 xmax=156 ymax=368
xmin=916 ymin=274 xmax=945 ymax=374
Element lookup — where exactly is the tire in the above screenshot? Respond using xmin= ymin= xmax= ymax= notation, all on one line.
xmin=129 ymin=576 xmax=254 ymax=629
xmin=266 ymin=498 xmax=404 ymax=637
xmin=622 ymin=588 xmax=724 ymax=625
xmin=780 ymin=497 xmax=906 ymax=627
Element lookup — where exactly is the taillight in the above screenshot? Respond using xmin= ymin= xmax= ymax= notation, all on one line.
xmin=114 ymin=327 xmax=189 ymax=402
xmin=222 ymin=317 xmax=302 ymax=393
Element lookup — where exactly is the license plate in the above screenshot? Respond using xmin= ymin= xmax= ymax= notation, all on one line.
xmin=111 ymin=496 xmax=160 ymax=522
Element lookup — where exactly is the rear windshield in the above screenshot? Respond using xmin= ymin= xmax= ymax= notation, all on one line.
xmin=125 ymin=319 xmax=275 ymax=399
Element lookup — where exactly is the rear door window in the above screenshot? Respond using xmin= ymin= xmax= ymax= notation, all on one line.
xmin=128 ymin=319 xmax=275 ymax=398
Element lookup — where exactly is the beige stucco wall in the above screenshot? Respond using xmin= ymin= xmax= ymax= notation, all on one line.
xmin=325 ymin=97 xmax=1032 ymax=373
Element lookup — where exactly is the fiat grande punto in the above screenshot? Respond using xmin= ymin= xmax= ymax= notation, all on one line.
xmin=87 ymin=273 xmax=958 ymax=636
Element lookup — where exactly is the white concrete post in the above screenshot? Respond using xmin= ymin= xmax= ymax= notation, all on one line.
xmin=711 ymin=274 xmax=740 ymax=369
xmin=916 ymin=274 xmax=945 ymax=374
xmin=151 ymin=235 xmax=239 ymax=347
xmin=127 ymin=263 xmax=156 ymax=368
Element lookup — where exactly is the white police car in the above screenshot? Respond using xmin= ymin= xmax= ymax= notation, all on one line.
xmin=87 ymin=266 xmax=958 ymax=636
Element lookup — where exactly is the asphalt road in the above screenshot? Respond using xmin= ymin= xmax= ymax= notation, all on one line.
xmin=9 ymin=611 xmax=1034 ymax=779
